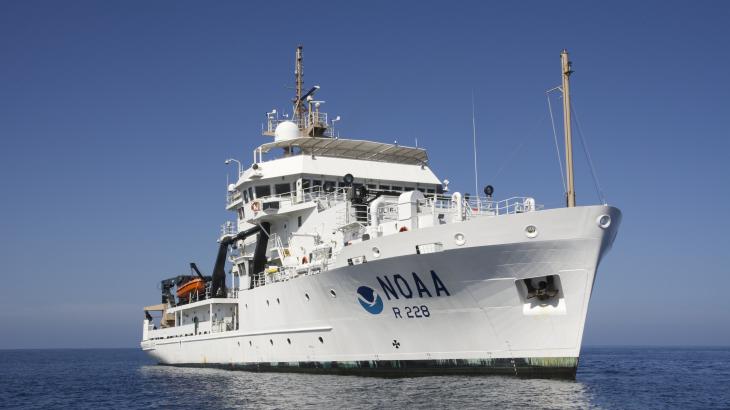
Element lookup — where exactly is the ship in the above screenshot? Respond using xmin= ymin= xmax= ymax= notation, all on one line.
xmin=140 ymin=46 xmax=621 ymax=378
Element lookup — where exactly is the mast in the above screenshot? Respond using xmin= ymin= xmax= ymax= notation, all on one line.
xmin=294 ymin=45 xmax=304 ymax=124
xmin=561 ymin=49 xmax=576 ymax=207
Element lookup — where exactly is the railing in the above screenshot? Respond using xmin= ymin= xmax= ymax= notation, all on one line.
xmin=264 ymin=112 xmax=333 ymax=136
xmin=239 ymin=187 xmax=540 ymax=225
xmin=306 ymin=112 xmax=328 ymax=129
xmin=226 ymin=190 xmax=242 ymax=207
xmin=247 ymin=186 xmax=350 ymax=214
xmin=429 ymin=195 xmax=541 ymax=218
xmin=221 ymin=221 xmax=237 ymax=236
xmin=146 ymin=323 xmax=198 ymax=340
xmin=250 ymin=253 xmax=331 ymax=289
xmin=211 ymin=319 xmax=234 ymax=333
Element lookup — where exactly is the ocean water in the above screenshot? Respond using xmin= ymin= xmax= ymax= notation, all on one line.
xmin=0 ymin=347 xmax=728 ymax=409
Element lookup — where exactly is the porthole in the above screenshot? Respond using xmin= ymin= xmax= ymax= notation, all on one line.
xmin=330 ymin=289 xmax=337 ymax=298
xmin=269 ymin=339 xmax=273 ymax=345
xmin=454 ymin=233 xmax=466 ymax=246
xmin=597 ymin=214 xmax=611 ymax=229
xmin=525 ymin=225 xmax=538 ymax=238
xmin=287 ymin=338 xmax=291 ymax=345
xmin=372 ymin=247 xmax=381 ymax=258
xmin=318 ymin=336 xmax=324 ymax=344
xmin=276 ymin=298 xmax=280 ymax=305
xmin=305 ymin=293 xmax=310 ymax=301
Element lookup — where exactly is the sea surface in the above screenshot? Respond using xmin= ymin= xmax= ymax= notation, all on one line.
xmin=0 ymin=347 xmax=728 ymax=409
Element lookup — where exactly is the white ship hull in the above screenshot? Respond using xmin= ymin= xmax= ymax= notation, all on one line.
xmin=141 ymin=205 xmax=620 ymax=378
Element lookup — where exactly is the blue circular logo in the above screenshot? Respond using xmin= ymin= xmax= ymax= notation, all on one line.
xmin=357 ymin=286 xmax=384 ymax=314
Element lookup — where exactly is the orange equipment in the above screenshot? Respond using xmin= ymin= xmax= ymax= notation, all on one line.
xmin=176 ymin=278 xmax=206 ymax=298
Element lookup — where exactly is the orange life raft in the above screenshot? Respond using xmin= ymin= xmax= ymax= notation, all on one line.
xmin=176 ymin=278 xmax=206 ymax=298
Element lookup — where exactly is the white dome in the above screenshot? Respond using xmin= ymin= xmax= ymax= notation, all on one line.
xmin=274 ymin=121 xmax=300 ymax=141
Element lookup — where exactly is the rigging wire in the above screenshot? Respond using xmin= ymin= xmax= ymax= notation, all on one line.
xmin=546 ymin=90 xmax=567 ymax=193
xmin=491 ymin=114 xmax=548 ymax=181
xmin=571 ymin=102 xmax=607 ymax=205
xmin=471 ymin=91 xmax=479 ymax=201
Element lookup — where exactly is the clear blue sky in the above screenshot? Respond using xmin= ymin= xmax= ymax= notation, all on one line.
xmin=1 ymin=1 xmax=728 ymax=348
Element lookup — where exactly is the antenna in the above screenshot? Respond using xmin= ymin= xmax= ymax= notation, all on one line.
xmin=471 ymin=90 xmax=479 ymax=204
xmin=294 ymin=45 xmax=304 ymax=124
xmin=561 ymin=49 xmax=576 ymax=207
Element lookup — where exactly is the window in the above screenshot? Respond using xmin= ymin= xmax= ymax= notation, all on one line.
xmin=367 ymin=184 xmax=376 ymax=190
xmin=302 ymin=179 xmax=311 ymax=191
xmin=404 ymin=186 xmax=414 ymax=191
xmin=426 ymin=188 xmax=435 ymax=194
xmin=248 ymin=187 xmax=253 ymax=200
xmin=237 ymin=208 xmax=245 ymax=219
xmin=243 ymin=189 xmax=249 ymax=203
xmin=379 ymin=185 xmax=390 ymax=191
xmin=313 ymin=179 xmax=322 ymax=188
xmin=275 ymin=183 xmax=290 ymax=195
xmin=391 ymin=186 xmax=402 ymax=192
xmin=297 ymin=215 xmax=302 ymax=227
xmin=255 ymin=185 xmax=271 ymax=198
xmin=417 ymin=188 xmax=425 ymax=193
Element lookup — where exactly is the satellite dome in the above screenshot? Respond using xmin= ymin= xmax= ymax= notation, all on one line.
xmin=274 ymin=121 xmax=300 ymax=141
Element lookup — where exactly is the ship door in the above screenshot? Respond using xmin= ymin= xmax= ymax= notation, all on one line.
xmin=295 ymin=178 xmax=303 ymax=203
xmin=193 ymin=316 xmax=199 ymax=335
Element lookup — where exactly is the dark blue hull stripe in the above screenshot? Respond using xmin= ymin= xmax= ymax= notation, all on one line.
xmin=162 ymin=357 xmax=579 ymax=379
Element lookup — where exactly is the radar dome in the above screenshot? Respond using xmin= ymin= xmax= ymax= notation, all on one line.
xmin=274 ymin=121 xmax=300 ymax=141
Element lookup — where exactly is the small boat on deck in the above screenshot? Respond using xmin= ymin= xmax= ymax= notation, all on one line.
xmin=176 ymin=278 xmax=206 ymax=298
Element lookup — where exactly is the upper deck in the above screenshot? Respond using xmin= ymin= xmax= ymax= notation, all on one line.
xmin=258 ymin=137 xmax=428 ymax=166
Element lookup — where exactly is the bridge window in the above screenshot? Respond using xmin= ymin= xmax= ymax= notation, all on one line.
xmin=247 ymin=187 xmax=254 ymax=200
xmin=275 ymin=183 xmax=290 ymax=195
xmin=255 ymin=185 xmax=271 ymax=198
xmin=379 ymin=185 xmax=390 ymax=190
xmin=313 ymin=179 xmax=322 ymax=189
xmin=391 ymin=186 xmax=402 ymax=192
xmin=243 ymin=189 xmax=249 ymax=203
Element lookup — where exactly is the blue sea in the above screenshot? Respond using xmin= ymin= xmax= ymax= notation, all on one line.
xmin=0 ymin=347 xmax=728 ymax=409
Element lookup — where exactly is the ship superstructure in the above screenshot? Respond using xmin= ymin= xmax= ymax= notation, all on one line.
xmin=140 ymin=47 xmax=620 ymax=378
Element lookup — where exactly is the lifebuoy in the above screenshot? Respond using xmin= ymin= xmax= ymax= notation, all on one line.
xmin=301 ymin=256 xmax=308 ymax=264
xmin=251 ymin=201 xmax=261 ymax=212
xmin=399 ymin=226 xmax=408 ymax=232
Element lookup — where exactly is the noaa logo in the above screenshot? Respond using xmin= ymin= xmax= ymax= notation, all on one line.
xmin=356 ymin=286 xmax=384 ymax=314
